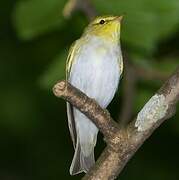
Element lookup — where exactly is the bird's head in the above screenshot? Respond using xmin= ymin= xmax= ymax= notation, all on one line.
xmin=83 ymin=15 xmax=123 ymax=43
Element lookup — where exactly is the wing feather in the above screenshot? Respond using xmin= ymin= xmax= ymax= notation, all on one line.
xmin=66 ymin=41 xmax=78 ymax=79
xmin=66 ymin=41 xmax=78 ymax=148
xmin=67 ymin=102 xmax=76 ymax=148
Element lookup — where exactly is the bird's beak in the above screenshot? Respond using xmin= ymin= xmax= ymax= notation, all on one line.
xmin=114 ymin=16 xmax=123 ymax=22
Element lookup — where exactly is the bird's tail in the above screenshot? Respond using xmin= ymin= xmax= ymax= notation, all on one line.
xmin=70 ymin=138 xmax=95 ymax=175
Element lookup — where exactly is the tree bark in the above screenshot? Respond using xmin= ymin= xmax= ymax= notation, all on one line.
xmin=53 ymin=67 xmax=179 ymax=180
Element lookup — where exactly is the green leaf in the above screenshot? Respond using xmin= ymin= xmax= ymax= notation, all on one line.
xmin=13 ymin=0 xmax=66 ymax=39
xmin=39 ymin=50 xmax=66 ymax=89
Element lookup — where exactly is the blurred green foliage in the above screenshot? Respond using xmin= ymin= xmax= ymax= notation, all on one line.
xmin=13 ymin=0 xmax=66 ymax=39
xmin=0 ymin=0 xmax=179 ymax=179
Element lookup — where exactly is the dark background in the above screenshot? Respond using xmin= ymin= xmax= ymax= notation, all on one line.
xmin=0 ymin=0 xmax=179 ymax=179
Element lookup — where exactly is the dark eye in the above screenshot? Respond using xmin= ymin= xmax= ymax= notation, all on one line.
xmin=99 ymin=19 xmax=105 ymax=24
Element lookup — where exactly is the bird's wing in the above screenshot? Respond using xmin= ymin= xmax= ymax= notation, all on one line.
xmin=66 ymin=41 xmax=78 ymax=78
xmin=66 ymin=41 xmax=78 ymax=148
xmin=66 ymin=102 xmax=76 ymax=148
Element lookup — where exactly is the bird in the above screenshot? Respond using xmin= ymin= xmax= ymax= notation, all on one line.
xmin=66 ymin=15 xmax=123 ymax=175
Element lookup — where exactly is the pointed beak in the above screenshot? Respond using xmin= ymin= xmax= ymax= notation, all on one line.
xmin=115 ymin=15 xmax=123 ymax=22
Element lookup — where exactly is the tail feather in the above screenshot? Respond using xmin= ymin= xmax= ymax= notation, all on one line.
xmin=70 ymin=140 xmax=95 ymax=175
xmin=80 ymin=149 xmax=95 ymax=173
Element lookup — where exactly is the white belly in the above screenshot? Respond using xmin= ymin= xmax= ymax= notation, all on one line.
xmin=68 ymin=36 xmax=122 ymax=163
xmin=69 ymin=37 xmax=121 ymax=108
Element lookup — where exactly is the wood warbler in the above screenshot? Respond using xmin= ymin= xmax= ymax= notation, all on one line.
xmin=66 ymin=15 xmax=123 ymax=175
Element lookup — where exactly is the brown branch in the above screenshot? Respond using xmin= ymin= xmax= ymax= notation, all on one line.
xmin=53 ymin=67 xmax=179 ymax=180
xmin=53 ymin=81 xmax=120 ymax=144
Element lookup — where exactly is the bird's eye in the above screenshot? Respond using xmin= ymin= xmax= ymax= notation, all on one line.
xmin=99 ymin=19 xmax=105 ymax=24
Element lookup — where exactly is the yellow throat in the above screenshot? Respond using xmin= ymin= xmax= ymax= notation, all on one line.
xmin=83 ymin=15 xmax=123 ymax=43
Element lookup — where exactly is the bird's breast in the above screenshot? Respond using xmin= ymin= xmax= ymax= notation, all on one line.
xmin=69 ymin=36 xmax=122 ymax=107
